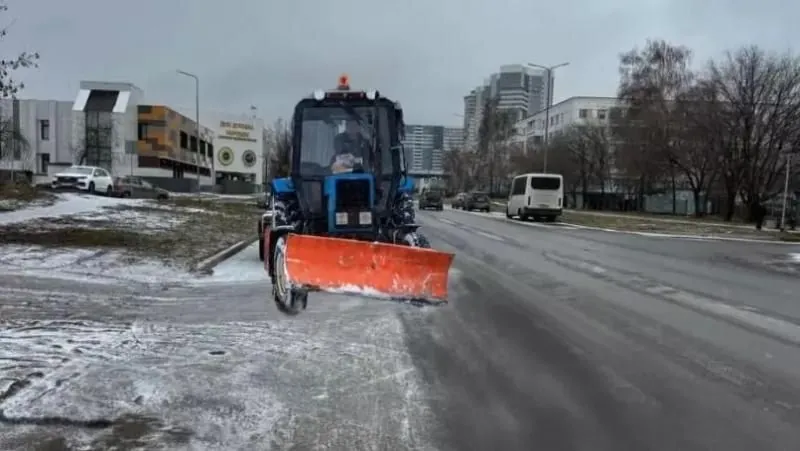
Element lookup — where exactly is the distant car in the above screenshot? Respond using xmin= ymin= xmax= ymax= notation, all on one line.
xmin=464 ymin=192 xmax=491 ymax=212
xmin=258 ymin=196 xmax=274 ymax=262
xmin=451 ymin=192 xmax=467 ymax=209
xmin=419 ymin=190 xmax=444 ymax=210
xmin=51 ymin=165 xmax=114 ymax=195
xmin=113 ymin=176 xmax=169 ymax=200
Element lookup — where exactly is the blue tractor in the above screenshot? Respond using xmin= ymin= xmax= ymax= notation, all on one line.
xmin=264 ymin=75 xmax=454 ymax=315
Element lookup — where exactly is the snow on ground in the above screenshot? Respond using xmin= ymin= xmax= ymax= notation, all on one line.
xmin=0 ymin=245 xmax=192 ymax=286
xmin=791 ymin=253 xmax=800 ymax=262
xmin=0 ymin=193 xmax=148 ymax=226
xmin=195 ymin=241 xmax=267 ymax=285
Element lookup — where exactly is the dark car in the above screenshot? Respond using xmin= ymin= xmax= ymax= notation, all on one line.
xmin=464 ymin=191 xmax=491 ymax=212
xmin=451 ymin=192 xmax=467 ymax=209
xmin=419 ymin=190 xmax=444 ymax=210
xmin=113 ymin=176 xmax=169 ymax=200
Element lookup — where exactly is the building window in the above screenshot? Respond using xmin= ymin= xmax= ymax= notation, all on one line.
xmin=190 ymin=135 xmax=197 ymax=152
xmin=199 ymin=140 xmax=206 ymax=156
xmin=39 ymin=153 xmax=50 ymax=174
xmin=597 ymin=109 xmax=607 ymax=120
xmin=579 ymin=109 xmax=589 ymax=119
xmin=180 ymin=131 xmax=188 ymax=149
xmin=137 ymin=123 xmax=149 ymax=140
xmin=207 ymin=143 xmax=213 ymax=158
xmin=39 ymin=120 xmax=50 ymax=140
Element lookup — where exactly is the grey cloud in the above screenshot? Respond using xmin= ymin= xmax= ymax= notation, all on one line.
xmin=5 ymin=0 xmax=799 ymax=127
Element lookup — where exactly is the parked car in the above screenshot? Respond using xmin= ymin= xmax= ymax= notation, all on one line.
xmin=419 ymin=189 xmax=444 ymax=210
xmin=451 ymin=192 xmax=467 ymax=209
xmin=464 ymin=191 xmax=491 ymax=212
xmin=113 ymin=176 xmax=169 ymax=199
xmin=258 ymin=195 xmax=274 ymax=261
xmin=51 ymin=165 xmax=114 ymax=195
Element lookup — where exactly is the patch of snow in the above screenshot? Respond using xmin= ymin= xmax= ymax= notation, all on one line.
xmin=0 ymin=193 xmax=147 ymax=226
xmin=790 ymin=253 xmax=800 ymax=262
xmin=0 ymin=245 xmax=193 ymax=285
xmin=194 ymin=242 xmax=267 ymax=285
xmin=0 ymin=313 xmax=430 ymax=449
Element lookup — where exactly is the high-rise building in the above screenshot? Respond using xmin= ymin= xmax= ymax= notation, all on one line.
xmin=443 ymin=127 xmax=463 ymax=152
xmin=462 ymin=64 xmax=553 ymax=150
xmin=402 ymin=124 xmax=462 ymax=175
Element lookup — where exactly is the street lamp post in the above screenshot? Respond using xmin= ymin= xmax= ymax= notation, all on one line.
xmin=527 ymin=62 xmax=569 ymax=172
xmin=780 ymin=153 xmax=792 ymax=231
xmin=177 ymin=70 xmax=201 ymax=191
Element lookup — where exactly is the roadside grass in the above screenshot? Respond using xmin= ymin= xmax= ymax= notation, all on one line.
xmin=0 ymin=184 xmax=58 ymax=212
xmin=0 ymin=197 xmax=261 ymax=269
xmin=560 ymin=211 xmax=796 ymax=241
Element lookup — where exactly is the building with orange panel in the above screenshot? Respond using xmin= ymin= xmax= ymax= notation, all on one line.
xmin=136 ymin=104 xmax=214 ymax=185
xmin=71 ymin=81 xmax=215 ymax=192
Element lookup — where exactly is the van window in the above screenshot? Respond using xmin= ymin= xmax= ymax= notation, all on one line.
xmin=511 ymin=177 xmax=526 ymax=195
xmin=531 ymin=177 xmax=561 ymax=190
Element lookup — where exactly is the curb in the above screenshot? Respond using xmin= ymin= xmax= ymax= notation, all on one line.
xmin=195 ymin=235 xmax=259 ymax=273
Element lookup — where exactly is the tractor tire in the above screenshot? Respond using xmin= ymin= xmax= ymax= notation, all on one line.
xmin=272 ymin=234 xmax=307 ymax=315
xmin=258 ymin=237 xmax=265 ymax=261
xmin=400 ymin=231 xmax=431 ymax=249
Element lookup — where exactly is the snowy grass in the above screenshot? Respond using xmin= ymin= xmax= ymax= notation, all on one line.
xmin=560 ymin=211 xmax=800 ymax=241
xmin=0 ymin=184 xmax=58 ymax=213
xmin=0 ymin=193 xmax=261 ymax=271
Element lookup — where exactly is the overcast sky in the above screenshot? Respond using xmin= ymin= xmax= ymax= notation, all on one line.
xmin=4 ymin=0 xmax=798 ymax=127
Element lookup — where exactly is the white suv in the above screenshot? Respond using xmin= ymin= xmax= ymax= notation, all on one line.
xmin=51 ymin=165 xmax=114 ymax=195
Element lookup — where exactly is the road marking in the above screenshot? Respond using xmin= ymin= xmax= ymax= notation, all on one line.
xmin=438 ymin=217 xmax=457 ymax=226
xmin=475 ymin=230 xmax=504 ymax=241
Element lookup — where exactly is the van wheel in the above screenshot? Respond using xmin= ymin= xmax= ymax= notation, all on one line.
xmin=506 ymin=207 xmax=512 ymax=219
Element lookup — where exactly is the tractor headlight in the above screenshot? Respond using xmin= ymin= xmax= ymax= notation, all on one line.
xmin=335 ymin=212 xmax=348 ymax=225
xmin=365 ymin=90 xmax=377 ymax=100
xmin=313 ymin=90 xmax=325 ymax=100
xmin=359 ymin=211 xmax=372 ymax=225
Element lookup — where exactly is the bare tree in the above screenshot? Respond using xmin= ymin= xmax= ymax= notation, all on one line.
xmin=616 ymin=39 xmax=694 ymax=211
xmin=706 ymin=46 xmax=800 ymax=220
xmin=264 ymin=118 xmax=291 ymax=181
xmin=671 ymin=81 xmax=724 ymax=216
xmin=0 ymin=116 xmax=30 ymax=181
xmin=0 ymin=3 xmax=39 ymax=99
xmin=477 ymin=96 xmax=515 ymax=194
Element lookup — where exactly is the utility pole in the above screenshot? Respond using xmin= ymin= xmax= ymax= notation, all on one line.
xmin=177 ymin=70 xmax=201 ymax=191
xmin=527 ymin=62 xmax=569 ymax=172
xmin=780 ymin=153 xmax=791 ymax=231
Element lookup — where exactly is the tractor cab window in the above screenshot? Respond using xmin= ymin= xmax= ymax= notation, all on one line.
xmin=299 ymin=106 xmax=392 ymax=177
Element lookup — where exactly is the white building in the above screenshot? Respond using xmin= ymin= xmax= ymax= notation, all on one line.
xmin=463 ymin=64 xmax=552 ymax=150
xmin=0 ymin=98 xmax=76 ymax=184
xmin=205 ymin=112 xmax=266 ymax=192
xmin=512 ymin=96 xmax=620 ymax=147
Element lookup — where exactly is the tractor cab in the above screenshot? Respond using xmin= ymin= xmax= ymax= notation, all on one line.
xmin=289 ymin=75 xmax=406 ymax=235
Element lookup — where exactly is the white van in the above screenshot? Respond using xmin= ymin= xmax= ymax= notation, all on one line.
xmin=506 ymin=173 xmax=563 ymax=221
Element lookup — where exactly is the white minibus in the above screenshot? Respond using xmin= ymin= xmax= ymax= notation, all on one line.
xmin=506 ymin=173 xmax=563 ymax=221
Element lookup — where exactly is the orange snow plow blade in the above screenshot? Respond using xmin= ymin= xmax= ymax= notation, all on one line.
xmin=284 ymin=234 xmax=454 ymax=303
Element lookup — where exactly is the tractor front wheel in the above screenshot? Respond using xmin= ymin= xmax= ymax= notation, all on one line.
xmin=272 ymin=234 xmax=307 ymax=315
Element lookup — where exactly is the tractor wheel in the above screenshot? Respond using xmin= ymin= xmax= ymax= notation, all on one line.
xmin=272 ymin=234 xmax=307 ymax=315
xmin=258 ymin=236 xmax=265 ymax=262
xmin=400 ymin=231 xmax=431 ymax=249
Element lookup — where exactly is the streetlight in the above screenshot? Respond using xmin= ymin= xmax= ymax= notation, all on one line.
xmin=527 ymin=62 xmax=569 ymax=172
xmin=176 ymin=69 xmax=201 ymax=191
xmin=780 ymin=153 xmax=793 ymax=231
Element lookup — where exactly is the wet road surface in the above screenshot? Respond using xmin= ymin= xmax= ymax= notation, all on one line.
xmin=1 ymin=208 xmax=799 ymax=450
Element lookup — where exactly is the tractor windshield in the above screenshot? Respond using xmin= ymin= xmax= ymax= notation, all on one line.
xmin=298 ymin=106 xmax=393 ymax=177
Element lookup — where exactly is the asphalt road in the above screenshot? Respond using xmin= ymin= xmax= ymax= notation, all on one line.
xmin=408 ymin=208 xmax=800 ymax=451
xmin=1 ymin=208 xmax=799 ymax=450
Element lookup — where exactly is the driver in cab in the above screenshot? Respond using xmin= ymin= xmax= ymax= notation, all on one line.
xmin=330 ymin=119 xmax=371 ymax=173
